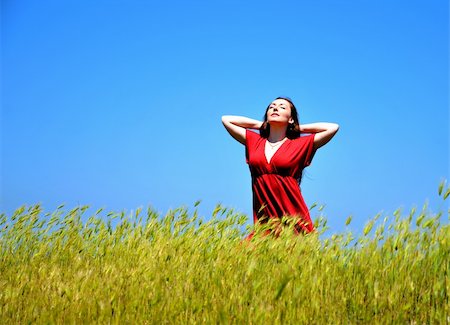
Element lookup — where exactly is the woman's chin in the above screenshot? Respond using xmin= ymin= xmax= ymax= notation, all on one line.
xmin=268 ymin=120 xmax=287 ymax=126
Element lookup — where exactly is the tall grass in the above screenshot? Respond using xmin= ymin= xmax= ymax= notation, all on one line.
xmin=1 ymin=182 xmax=449 ymax=324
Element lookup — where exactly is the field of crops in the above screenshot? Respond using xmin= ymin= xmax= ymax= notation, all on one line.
xmin=1 ymin=182 xmax=449 ymax=324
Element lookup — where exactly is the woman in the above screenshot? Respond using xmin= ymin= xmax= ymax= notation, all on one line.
xmin=222 ymin=97 xmax=339 ymax=239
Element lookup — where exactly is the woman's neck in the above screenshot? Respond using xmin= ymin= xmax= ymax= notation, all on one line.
xmin=268 ymin=125 xmax=287 ymax=142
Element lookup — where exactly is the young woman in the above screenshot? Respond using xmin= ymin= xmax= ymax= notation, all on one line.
xmin=222 ymin=97 xmax=339 ymax=239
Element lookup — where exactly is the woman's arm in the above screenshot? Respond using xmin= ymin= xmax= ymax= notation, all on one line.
xmin=221 ymin=115 xmax=262 ymax=145
xmin=300 ymin=122 xmax=339 ymax=149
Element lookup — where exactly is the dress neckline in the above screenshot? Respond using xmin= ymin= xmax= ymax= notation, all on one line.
xmin=264 ymin=138 xmax=288 ymax=165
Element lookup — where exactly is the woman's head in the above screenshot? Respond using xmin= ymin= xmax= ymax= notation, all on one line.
xmin=260 ymin=97 xmax=301 ymax=139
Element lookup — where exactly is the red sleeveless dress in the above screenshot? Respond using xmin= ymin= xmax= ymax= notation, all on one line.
xmin=245 ymin=129 xmax=316 ymax=239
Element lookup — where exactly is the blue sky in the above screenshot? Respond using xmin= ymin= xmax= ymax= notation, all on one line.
xmin=2 ymin=0 xmax=448 ymax=235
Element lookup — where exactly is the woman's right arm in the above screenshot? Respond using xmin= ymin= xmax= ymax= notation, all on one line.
xmin=221 ymin=115 xmax=262 ymax=145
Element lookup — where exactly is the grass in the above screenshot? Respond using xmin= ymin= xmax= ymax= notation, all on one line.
xmin=0 ymin=182 xmax=449 ymax=324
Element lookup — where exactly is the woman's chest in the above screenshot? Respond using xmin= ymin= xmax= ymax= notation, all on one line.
xmin=248 ymin=140 xmax=301 ymax=172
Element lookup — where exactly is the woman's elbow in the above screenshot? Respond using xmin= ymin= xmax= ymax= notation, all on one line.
xmin=331 ymin=123 xmax=340 ymax=133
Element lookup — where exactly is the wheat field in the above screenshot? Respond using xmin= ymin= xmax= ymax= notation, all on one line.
xmin=1 ymin=182 xmax=449 ymax=324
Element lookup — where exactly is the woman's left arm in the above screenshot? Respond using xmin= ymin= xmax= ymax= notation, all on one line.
xmin=300 ymin=122 xmax=340 ymax=149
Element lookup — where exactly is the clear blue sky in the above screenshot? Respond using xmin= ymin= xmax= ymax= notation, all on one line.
xmin=2 ymin=0 xmax=449 ymax=235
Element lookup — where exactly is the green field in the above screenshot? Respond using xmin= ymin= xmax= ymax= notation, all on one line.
xmin=1 ymin=183 xmax=449 ymax=324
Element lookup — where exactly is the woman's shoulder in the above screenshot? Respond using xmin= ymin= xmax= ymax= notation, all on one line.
xmin=291 ymin=134 xmax=315 ymax=148
xmin=245 ymin=129 xmax=264 ymax=146
xmin=246 ymin=129 xmax=262 ymax=139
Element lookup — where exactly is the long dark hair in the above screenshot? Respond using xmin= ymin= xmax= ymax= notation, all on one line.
xmin=259 ymin=97 xmax=301 ymax=139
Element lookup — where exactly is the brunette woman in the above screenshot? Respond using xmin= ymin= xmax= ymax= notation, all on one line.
xmin=222 ymin=97 xmax=339 ymax=239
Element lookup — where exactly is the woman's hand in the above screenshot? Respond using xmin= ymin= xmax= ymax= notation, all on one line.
xmin=221 ymin=116 xmax=262 ymax=145
xmin=300 ymin=122 xmax=339 ymax=149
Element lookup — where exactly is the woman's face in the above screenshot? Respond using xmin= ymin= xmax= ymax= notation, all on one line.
xmin=266 ymin=99 xmax=294 ymax=125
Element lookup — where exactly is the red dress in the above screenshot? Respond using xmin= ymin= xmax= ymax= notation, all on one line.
xmin=245 ymin=129 xmax=316 ymax=239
